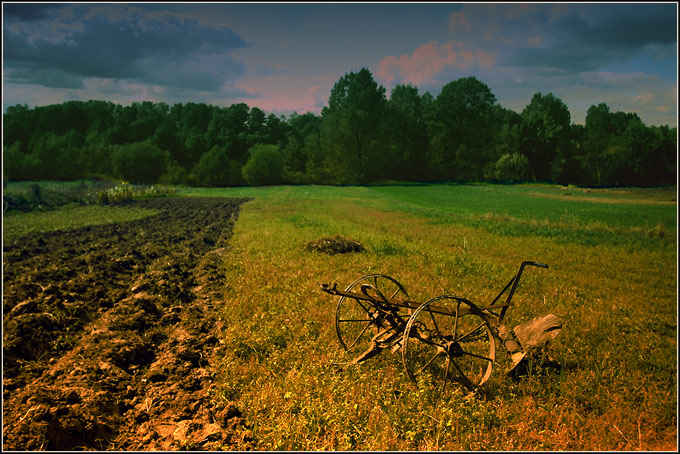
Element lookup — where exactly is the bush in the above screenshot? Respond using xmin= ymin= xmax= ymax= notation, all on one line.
xmin=3 ymin=142 xmax=46 ymax=181
xmin=242 ymin=144 xmax=283 ymax=186
xmin=194 ymin=146 xmax=244 ymax=187
xmin=159 ymin=162 xmax=190 ymax=186
xmin=111 ymin=141 xmax=170 ymax=184
xmin=494 ymin=152 xmax=530 ymax=183
xmin=92 ymin=183 xmax=134 ymax=205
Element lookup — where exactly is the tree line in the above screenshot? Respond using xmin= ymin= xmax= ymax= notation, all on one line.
xmin=3 ymin=68 xmax=676 ymax=187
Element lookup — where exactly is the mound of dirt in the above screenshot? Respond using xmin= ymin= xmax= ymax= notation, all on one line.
xmin=305 ymin=235 xmax=364 ymax=255
xmin=2 ymin=197 xmax=254 ymax=450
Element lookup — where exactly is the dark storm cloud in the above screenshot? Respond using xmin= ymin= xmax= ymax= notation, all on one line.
xmin=4 ymin=64 xmax=86 ymax=89
xmin=3 ymin=3 xmax=64 ymax=21
xmin=3 ymin=4 xmax=249 ymax=90
xmin=508 ymin=4 xmax=676 ymax=73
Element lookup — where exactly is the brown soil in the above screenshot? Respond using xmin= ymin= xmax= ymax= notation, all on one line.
xmin=3 ymin=196 xmax=254 ymax=450
xmin=305 ymin=235 xmax=364 ymax=255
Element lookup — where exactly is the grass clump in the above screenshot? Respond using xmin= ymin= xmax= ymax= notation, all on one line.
xmin=304 ymin=235 xmax=364 ymax=255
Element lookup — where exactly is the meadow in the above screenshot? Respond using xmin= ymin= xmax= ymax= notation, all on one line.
xmin=3 ymin=182 xmax=677 ymax=450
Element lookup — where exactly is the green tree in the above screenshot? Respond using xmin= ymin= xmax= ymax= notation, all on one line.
xmin=302 ymin=133 xmax=329 ymax=184
xmin=385 ymin=84 xmax=429 ymax=180
xmin=242 ymin=144 xmax=283 ymax=186
xmin=153 ymin=120 xmax=186 ymax=166
xmin=284 ymin=112 xmax=323 ymax=183
xmin=159 ymin=162 xmax=189 ymax=186
xmin=494 ymin=152 xmax=530 ymax=182
xmin=3 ymin=141 xmax=45 ymax=180
xmin=645 ymin=125 xmax=677 ymax=185
xmin=282 ymin=136 xmax=306 ymax=183
xmin=320 ymin=68 xmax=387 ymax=183
xmin=30 ymin=130 xmax=85 ymax=180
xmin=111 ymin=141 xmax=170 ymax=183
xmin=580 ymin=104 xmax=661 ymax=186
xmin=194 ymin=145 xmax=243 ymax=187
xmin=222 ymin=103 xmax=251 ymax=162
xmin=429 ymin=77 xmax=498 ymax=180
xmin=183 ymin=131 xmax=208 ymax=167
xmin=519 ymin=92 xmax=572 ymax=181
xmin=287 ymin=112 xmax=322 ymax=140
xmin=3 ymin=104 xmax=33 ymax=152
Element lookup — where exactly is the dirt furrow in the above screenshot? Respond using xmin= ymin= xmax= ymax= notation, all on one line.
xmin=3 ymin=197 xmax=253 ymax=450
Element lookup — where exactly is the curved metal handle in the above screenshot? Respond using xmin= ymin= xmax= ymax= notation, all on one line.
xmin=525 ymin=261 xmax=549 ymax=269
xmin=494 ymin=261 xmax=550 ymax=324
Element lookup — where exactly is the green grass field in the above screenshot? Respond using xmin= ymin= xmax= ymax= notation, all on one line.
xmin=3 ymin=182 xmax=677 ymax=450
xmin=3 ymin=204 xmax=159 ymax=242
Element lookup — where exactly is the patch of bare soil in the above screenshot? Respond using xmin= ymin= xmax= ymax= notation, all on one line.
xmin=3 ymin=197 xmax=254 ymax=450
xmin=305 ymin=235 xmax=364 ymax=255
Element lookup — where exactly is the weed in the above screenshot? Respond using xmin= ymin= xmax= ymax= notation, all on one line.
xmin=92 ymin=182 xmax=134 ymax=204
xmin=89 ymin=182 xmax=177 ymax=204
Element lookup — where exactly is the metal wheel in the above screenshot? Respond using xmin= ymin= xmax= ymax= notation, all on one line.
xmin=402 ymin=296 xmax=495 ymax=394
xmin=335 ymin=274 xmax=409 ymax=354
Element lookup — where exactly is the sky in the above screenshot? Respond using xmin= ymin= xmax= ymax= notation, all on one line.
xmin=2 ymin=2 xmax=677 ymax=127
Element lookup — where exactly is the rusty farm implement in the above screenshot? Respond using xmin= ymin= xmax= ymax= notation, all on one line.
xmin=321 ymin=261 xmax=563 ymax=395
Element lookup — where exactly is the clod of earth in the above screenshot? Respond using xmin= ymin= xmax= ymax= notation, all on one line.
xmin=305 ymin=235 xmax=364 ymax=255
xmin=2 ymin=197 xmax=255 ymax=450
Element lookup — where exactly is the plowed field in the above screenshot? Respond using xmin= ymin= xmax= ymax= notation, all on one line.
xmin=3 ymin=197 xmax=253 ymax=450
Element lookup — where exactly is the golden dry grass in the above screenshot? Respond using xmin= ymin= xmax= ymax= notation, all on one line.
xmin=206 ymin=184 xmax=677 ymax=451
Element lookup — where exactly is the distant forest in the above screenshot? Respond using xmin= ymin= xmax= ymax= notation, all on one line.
xmin=3 ymin=68 xmax=677 ymax=187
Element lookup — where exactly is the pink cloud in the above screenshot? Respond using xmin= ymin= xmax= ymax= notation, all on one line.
xmin=376 ymin=41 xmax=494 ymax=87
xmin=232 ymin=80 xmax=326 ymax=114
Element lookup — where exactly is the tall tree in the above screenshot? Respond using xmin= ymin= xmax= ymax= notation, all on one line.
xmin=429 ymin=76 xmax=498 ymax=180
xmin=320 ymin=68 xmax=387 ymax=183
xmin=385 ymin=84 xmax=429 ymax=180
xmin=519 ymin=92 xmax=572 ymax=181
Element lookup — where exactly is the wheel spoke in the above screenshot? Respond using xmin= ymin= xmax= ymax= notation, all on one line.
xmin=448 ymin=357 xmax=473 ymax=387
xmin=337 ymin=274 xmax=409 ymax=356
xmin=440 ymin=357 xmax=451 ymax=398
xmin=457 ymin=321 xmax=486 ymax=342
xmin=347 ymin=321 xmax=372 ymax=350
xmin=413 ymin=336 xmax=445 ymax=349
xmin=460 ymin=349 xmax=494 ymax=363
xmin=403 ymin=296 xmax=495 ymax=393
xmin=354 ymin=298 xmax=372 ymax=315
xmin=428 ymin=307 xmax=442 ymax=337
xmin=452 ymin=299 xmax=461 ymax=338
xmin=417 ymin=350 xmax=442 ymax=375
xmin=407 ymin=324 xmax=444 ymax=347
xmin=390 ymin=287 xmax=401 ymax=299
